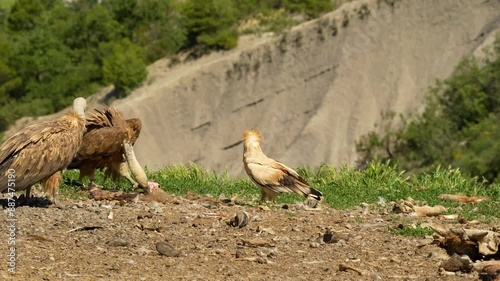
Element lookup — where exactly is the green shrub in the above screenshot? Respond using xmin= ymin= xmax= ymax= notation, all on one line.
xmin=100 ymin=38 xmax=147 ymax=96
xmin=183 ymin=0 xmax=238 ymax=50
xmin=357 ymin=37 xmax=500 ymax=183
xmin=285 ymin=0 xmax=332 ymax=18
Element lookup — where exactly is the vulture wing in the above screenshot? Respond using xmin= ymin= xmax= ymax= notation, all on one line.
xmin=74 ymin=127 xmax=128 ymax=161
xmin=245 ymin=156 xmax=312 ymax=197
xmin=68 ymin=107 xmax=136 ymax=172
xmin=0 ymin=117 xmax=84 ymax=193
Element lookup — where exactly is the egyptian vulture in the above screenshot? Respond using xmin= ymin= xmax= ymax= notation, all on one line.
xmin=0 ymin=97 xmax=88 ymax=205
xmin=67 ymin=107 xmax=149 ymax=191
xmin=242 ymin=129 xmax=322 ymax=203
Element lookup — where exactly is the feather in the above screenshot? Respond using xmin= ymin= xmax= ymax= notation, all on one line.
xmin=0 ymin=98 xmax=87 ymax=204
xmin=67 ymin=106 xmax=147 ymax=190
xmin=242 ymin=129 xmax=323 ymax=202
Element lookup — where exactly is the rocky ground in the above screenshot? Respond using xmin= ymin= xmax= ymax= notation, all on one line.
xmin=0 ymin=189 xmax=498 ymax=281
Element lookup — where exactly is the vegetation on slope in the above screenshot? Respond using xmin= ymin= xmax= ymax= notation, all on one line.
xmin=0 ymin=0 xmax=334 ymax=138
xmin=357 ymin=37 xmax=500 ymax=184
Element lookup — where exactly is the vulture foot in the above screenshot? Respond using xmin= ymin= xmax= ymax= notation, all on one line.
xmin=48 ymin=197 xmax=63 ymax=209
xmin=88 ymin=182 xmax=103 ymax=190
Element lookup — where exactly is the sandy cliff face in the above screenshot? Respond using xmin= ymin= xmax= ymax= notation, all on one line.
xmin=113 ymin=0 xmax=500 ymax=175
xmin=5 ymin=0 xmax=500 ymax=175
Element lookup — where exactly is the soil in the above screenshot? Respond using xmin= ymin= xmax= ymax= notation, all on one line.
xmin=0 ymin=189 xmax=495 ymax=281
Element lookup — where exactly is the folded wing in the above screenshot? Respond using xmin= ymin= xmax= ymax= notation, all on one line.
xmin=246 ymin=159 xmax=312 ymax=197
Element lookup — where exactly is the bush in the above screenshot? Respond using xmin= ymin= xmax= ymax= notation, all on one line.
xmin=285 ymin=0 xmax=332 ymax=18
xmin=357 ymin=37 xmax=500 ymax=183
xmin=6 ymin=0 xmax=44 ymax=32
xmin=183 ymin=0 xmax=238 ymax=50
xmin=100 ymin=39 xmax=147 ymax=96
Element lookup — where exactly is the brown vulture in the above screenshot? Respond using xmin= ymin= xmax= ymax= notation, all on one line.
xmin=242 ymin=129 xmax=322 ymax=203
xmin=67 ymin=107 xmax=149 ymax=192
xmin=0 ymin=97 xmax=88 ymax=205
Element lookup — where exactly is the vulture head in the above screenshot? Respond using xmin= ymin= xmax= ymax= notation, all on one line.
xmin=126 ymin=118 xmax=142 ymax=145
xmin=73 ymin=97 xmax=88 ymax=119
xmin=242 ymin=129 xmax=263 ymax=153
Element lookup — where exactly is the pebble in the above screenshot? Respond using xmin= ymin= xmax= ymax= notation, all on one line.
xmin=229 ymin=211 xmax=249 ymax=228
xmin=155 ymin=241 xmax=180 ymax=257
xmin=310 ymin=242 xmax=320 ymax=248
xmin=108 ymin=238 xmax=129 ymax=247
xmin=440 ymin=254 xmax=472 ymax=272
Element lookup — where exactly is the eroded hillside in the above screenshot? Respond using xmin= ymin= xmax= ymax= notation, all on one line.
xmin=6 ymin=0 xmax=500 ymax=175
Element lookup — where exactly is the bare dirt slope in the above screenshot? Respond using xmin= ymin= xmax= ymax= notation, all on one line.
xmin=113 ymin=0 xmax=500 ymax=175
xmin=1 ymin=192 xmax=496 ymax=281
xmin=5 ymin=0 xmax=500 ymax=175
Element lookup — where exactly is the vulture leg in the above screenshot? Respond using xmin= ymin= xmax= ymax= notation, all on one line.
xmin=118 ymin=161 xmax=139 ymax=188
xmin=108 ymin=161 xmax=139 ymax=189
xmin=80 ymin=167 xmax=101 ymax=189
xmin=88 ymin=177 xmax=101 ymax=189
xmin=260 ymin=189 xmax=267 ymax=203
xmin=259 ymin=189 xmax=278 ymax=205
xmin=21 ymin=186 xmax=32 ymax=206
xmin=42 ymin=171 xmax=62 ymax=207
xmin=89 ymin=169 xmax=106 ymax=189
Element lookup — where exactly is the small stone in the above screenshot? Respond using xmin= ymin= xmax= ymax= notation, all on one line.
xmin=323 ymin=229 xmax=338 ymax=244
xmin=257 ymin=226 xmax=276 ymax=235
xmin=252 ymin=215 xmax=262 ymax=222
xmin=310 ymin=242 xmax=320 ymax=248
xmin=258 ymin=205 xmax=271 ymax=211
xmin=108 ymin=238 xmax=129 ymax=247
xmin=228 ymin=211 xmax=250 ymax=228
xmin=215 ymin=249 xmax=226 ymax=255
xmin=156 ymin=241 xmax=180 ymax=257
xmin=440 ymin=254 xmax=473 ymax=272
xmin=235 ymin=247 xmax=245 ymax=258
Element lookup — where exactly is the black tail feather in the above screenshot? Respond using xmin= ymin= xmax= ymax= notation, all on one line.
xmin=308 ymin=187 xmax=323 ymax=201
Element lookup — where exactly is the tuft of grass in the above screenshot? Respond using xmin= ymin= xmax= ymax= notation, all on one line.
xmin=146 ymin=164 xmax=260 ymax=202
xmin=60 ymin=169 xmax=138 ymax=199
xmin=390 ymin=223 xmax=434 ymax=237
xmin=297 ymin=162 xmax=499 ymax=221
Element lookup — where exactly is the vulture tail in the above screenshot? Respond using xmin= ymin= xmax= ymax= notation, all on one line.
xmin=308 ymin=187 xmax=323 ymax=201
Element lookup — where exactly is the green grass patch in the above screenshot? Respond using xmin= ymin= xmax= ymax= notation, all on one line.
xmin=297 ymin=162 xmax=499 ymax=221
xmin=60 ymin=161 xmax=499 ymax=222
xmin=390 ymin=223 xmax=434 ymax=237
xmin=59 ymin=169 xmax=138 ymax=199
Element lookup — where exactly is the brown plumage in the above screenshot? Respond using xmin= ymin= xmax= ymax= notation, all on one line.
xmin=242 ymin=129 xmax=323 ymax=203
xmin=0 ymin=97 xmax=88 ymax=205
xmin=67 ymin=107 xmax=148 ymax=190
